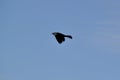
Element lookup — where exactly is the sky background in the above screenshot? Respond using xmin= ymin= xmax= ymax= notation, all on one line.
xmin=1 ymin=0 xmax=120 ymax=80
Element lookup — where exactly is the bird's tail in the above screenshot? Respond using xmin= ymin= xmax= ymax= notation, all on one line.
xmin=65 ymin=35 xmax=72 ymax=39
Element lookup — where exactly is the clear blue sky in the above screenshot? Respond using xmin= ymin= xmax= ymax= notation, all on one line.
xmin=1 ymin=0 xmax=120 ymax=80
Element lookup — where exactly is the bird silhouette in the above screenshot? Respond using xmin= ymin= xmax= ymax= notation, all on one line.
xmin=52 ymin=32 xmax=72 ymax=44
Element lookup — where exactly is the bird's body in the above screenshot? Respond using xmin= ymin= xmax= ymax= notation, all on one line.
xmin=52 ymin=32 xmax=72 ymax=44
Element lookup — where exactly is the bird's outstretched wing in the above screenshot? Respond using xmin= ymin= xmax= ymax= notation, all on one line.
xmin=55 ymin=34 xmax=65 ymax=44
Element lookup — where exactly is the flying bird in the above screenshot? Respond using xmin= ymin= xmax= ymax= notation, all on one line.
xmin=52 ymin=32 xmax=72 ymax=44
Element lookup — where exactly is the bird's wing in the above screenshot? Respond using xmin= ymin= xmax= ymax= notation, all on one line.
xmin=55 ymin=35 xmax=65 ymax=44
xmin=64 ymin=35 xmax=72 ymax=39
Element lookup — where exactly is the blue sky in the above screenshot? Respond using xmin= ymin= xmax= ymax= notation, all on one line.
xmin=1 ymin=0 xmax=120 ymax=80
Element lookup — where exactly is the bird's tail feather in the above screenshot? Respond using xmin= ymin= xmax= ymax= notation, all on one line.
xmin=65 ymin=35 xmax=72 ymax=39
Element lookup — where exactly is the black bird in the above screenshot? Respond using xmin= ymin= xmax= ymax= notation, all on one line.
xmin=52 ymin=32 xmax=72 ymax=44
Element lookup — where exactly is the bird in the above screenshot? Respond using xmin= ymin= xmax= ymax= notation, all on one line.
xmin=52 ymin=32 xmax=72 ymax=44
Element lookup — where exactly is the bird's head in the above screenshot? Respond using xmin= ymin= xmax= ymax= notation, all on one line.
xmin=52 ymin=32 xmax=58 ymax=36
